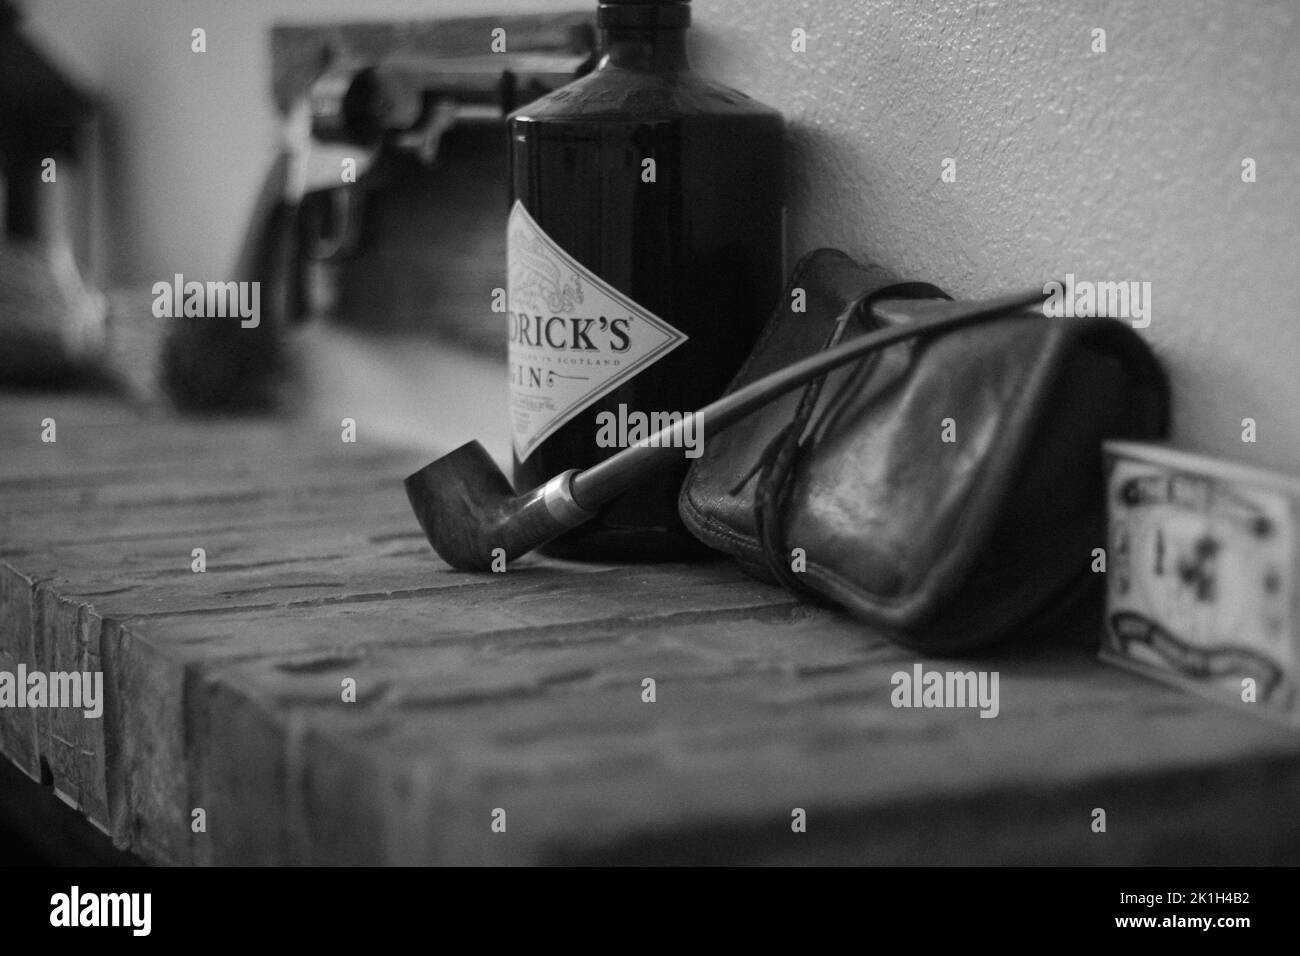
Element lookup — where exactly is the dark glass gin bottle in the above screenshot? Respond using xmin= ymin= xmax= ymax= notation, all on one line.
xmin=507 ymin=0 xmax=783 ymax=561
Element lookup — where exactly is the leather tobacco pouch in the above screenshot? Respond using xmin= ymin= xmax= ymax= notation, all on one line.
xmin=678 ymin=249 xmax=1170 ymax=652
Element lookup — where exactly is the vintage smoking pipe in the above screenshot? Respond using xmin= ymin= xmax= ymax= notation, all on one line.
xmin=406 ymin=285 xmax=1050 ymax=571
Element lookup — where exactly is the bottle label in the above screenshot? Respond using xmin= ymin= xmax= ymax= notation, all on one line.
xmin=507 ymin=200 xmax=687 ymax=462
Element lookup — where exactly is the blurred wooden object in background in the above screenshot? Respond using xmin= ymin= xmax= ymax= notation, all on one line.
xmin=0 ymin=240 xmax=104 ymax=382
xmin=0 ymin=0 xmax=106 ymax=385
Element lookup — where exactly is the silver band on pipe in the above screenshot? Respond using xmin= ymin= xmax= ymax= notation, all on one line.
xmin=543 ymin=470 xmax=596 ymax=524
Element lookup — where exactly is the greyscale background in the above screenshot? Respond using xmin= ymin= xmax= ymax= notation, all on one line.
xmin=1 ymin=0 xmax=1298 ymax=872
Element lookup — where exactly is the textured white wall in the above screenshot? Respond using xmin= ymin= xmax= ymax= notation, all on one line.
xmin=23 ymin=0 xmax=1300 ymax=470
xmin=696 ymin=0 xmax=1300 ymax=472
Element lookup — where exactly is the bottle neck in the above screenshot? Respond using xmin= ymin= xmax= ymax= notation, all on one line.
xmin=598 ymin=26 xmax=689 ymax=71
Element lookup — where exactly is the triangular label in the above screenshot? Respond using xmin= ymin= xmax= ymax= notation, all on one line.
xmin=507 ymin=200 xmax=687 ymax=461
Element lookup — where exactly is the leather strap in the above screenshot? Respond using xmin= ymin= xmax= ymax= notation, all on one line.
xmin=749 ymin=281 xmax=998 ymax=594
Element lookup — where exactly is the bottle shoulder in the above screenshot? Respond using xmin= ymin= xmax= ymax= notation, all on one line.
xmin=510 ymin=67 xmax=782 ymax=124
